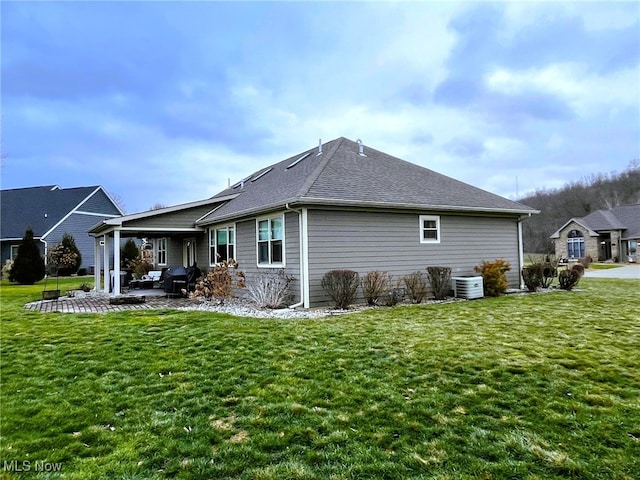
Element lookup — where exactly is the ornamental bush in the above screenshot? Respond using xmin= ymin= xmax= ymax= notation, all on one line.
xmin=521 ymin=264 xmax=544 ymax=292
xmin=321 ymin=270 xmax=360 ymax=309
xmin=475 ymin=259 xmax=511 ymax=297
xmin=558 ymin=268 xmax=581 ymax=290
xmin=558 ymin=264 xmax=585 ymax=291
xmin=9 ymin=228 xmax=46 ymax=285
xmin=247 ymin=269 xmax=295 ymax=309
xmin=541 ymin=261 xmax=558 ymax=288
xmin=57 ymin=233 xmax=82 ymax=275
xmin=403 ymin=271 xmax=428 ymax=304
xmin=122 ymin=238 xmax=140 ymax=269
xmin=426 ymin=266 xmax=452 ymax=300
xmin=192 ymin=259 xmax=245 ymax=304
xmin=361 ymin=271 xmax=391 ymax=306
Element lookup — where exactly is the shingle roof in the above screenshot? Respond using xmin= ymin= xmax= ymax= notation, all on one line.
xmin=199 ymin=137 xmax=537 ymax=224
xmin=1 ymin=185 xmax=102 ymax=239
xmin=610 ymin=204 xmax=640 ymax=239
xmin=551 ymin=204 xmax=640 ymax=240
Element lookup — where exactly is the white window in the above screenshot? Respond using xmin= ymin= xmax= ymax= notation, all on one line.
xmin=257 ymin=215 xmax=284 ymax=266
xmin=10 ymin=245 xmax=19 ymax=261
xmin=567 ymin=229 xmax=585 ymax=258
xmin=420 ymin=215 xmax=441 ymax=244
xmin=210 ymin=225 xmax=235 ymax=265
xmin=156 ymin=238 xmax=167 ymax=265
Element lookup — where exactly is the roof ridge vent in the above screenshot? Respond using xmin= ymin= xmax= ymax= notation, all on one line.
xmin=317 ymin=138 xmax=323 ymax=156
xmin=357 ymin=139 xmax=366 ymax=156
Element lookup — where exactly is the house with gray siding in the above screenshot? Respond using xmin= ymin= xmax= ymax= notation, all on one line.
xmin=89 ymin=137 xmax=538 ymax=306
xmin=1 ymin=185 xmax=123 ymax=271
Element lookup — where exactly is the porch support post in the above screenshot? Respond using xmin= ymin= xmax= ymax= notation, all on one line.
xmin=103 ymin=234 xmax=110 ymax=294
xmin=94 ymin=237 xmax=101 ymax=292
xmin=113 ymin=229 xmax=121 ymax=296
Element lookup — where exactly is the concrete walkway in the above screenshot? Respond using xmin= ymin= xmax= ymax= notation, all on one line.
xmin=584 ymin=264 xmax=640 ymax=279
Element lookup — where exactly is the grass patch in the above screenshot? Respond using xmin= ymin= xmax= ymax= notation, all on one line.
xmin=1 ymin=278 xmax=639 ymax=478
xmin=589 ymin=263 xmax=625 ymax=270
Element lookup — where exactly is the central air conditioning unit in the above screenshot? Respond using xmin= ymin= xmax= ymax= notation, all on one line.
xmin=451 ymin=276 xmax=484 ymax=300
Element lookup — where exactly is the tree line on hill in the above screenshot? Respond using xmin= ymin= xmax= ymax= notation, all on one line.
xmin=519 ymin=161 xmax=640 ymax=254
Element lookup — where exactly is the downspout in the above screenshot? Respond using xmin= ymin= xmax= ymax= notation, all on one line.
xmin=517 ymin=215 xmax=529 ymax=290
xmin=285 ymin=204 xmax=306 ymax=309
xmin=39 ymin=239 xmax=48 ymax=267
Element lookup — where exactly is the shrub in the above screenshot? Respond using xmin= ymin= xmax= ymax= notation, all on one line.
xmin=426 ymin=266 xmax=452 ymax=300
xmin=9 ymin=228 xmax=46 ymax=285
xmin=321 ymin=270 xmax=360 ymax=309
xmin=578 ymin=256 xmax=593 ymax=268
xmin=361 ymin=271 xmax=392 ymax=305
xmin=128 ymin=256 xmax=153 ymax=279
xmin=192 ymin=259 xmax=245 ymax=304
xmin=521 ymin=264 xmax=544 ymax=292
xmin=541 ymin=261 xmax=558 ymax=288
xmin=403 ymin=271 xmax=428 ymax=304
xmin=475 ymin=259 xmax=511 ymax=297
xmin=558 ymin=268 xmax=582 ymax=290
xmin=62 ymin=233 xmax=82 ymax=274
xmin=122 ymin=239 xmax=140 ymax=269
xmin=247 ymin=269 xmax=295 ymax=309
xmin=522 ymin=257 xmax=558 ymax=291
xmin=47 ymin=234 xmax=81 ymax=276
xmin=1 ymin=259 xmax=13 ymax=279
xmin=571 ymin=263 xmax=585 ymax=277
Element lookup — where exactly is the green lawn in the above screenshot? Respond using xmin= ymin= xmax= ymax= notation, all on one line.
xmin=1 ymin=277 xmax=639 ymax=479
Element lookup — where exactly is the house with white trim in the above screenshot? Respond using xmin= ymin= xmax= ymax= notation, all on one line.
xmin=1 ymin=185 xmax=124 ymax=271
xmin=88 ymin=138 xmax=538 ymax=306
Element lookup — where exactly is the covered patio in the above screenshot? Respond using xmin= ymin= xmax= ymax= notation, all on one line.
xmin=87 ymin=196 xmax=235 ymax=296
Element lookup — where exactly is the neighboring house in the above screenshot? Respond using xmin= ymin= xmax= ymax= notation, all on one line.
xmin=1 ymin=185 xmax=124 ymax=271
xmin=88 ymin=137 xmax=538 ymax=306
xmin=550 ymin=204 xmax=640 ymax=263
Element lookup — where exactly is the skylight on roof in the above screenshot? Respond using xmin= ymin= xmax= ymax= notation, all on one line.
xmin=251 ymin=168 xmax=273 ymax=182
xmin=286 ymin=151 xmax=311 ymax=169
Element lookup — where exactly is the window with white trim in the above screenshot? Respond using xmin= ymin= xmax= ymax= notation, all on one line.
xmin=210 ymin=225 xmax=235 ymax=265
xmin=420 ymin=215 xmax=441 ymax=243
xmin=257 ymin=216 xmax=284 ymax=266
xmin=10 ymin=245 xmax=19 ymax=261
xmin=156 ymin=238 xmax=167 ymax=265
xmin=567 ymin=229 xmax=585 ymax=258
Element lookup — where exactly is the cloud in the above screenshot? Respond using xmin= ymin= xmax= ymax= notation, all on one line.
xmin=1 ymin=1 xmax=638 ymax=214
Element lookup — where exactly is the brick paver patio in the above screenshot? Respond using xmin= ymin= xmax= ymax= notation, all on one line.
xmin=25 ymin=292 xmax=195 ymax=314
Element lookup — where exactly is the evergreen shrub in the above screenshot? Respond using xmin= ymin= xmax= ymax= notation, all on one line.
xmin=9 ymin=228 xmax=46 ymax=285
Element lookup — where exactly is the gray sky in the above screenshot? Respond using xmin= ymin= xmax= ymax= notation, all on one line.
xmin=2 ymin=1 xmax=638 ymax=213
